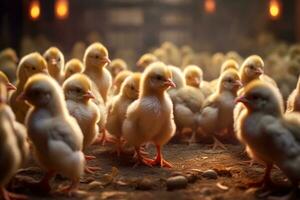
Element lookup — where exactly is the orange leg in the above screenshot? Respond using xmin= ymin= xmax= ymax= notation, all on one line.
xmin=0 ymin=187 xmax=27 ymax=200
xmin=84 ymin=165 xmax=101 ymax=174
xmin=93 ymin=130 xmax=115 ymax=145
xmin=133 ymin=146 xmax=153 ymax=167
xmin=149 ymin=145 xmax=172 ymax=168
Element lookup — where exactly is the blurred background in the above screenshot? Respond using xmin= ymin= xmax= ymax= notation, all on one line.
xmin=0 ymin=0 xmax=298 ymax=65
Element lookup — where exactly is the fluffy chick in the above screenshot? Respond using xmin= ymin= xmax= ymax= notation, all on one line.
xmin=106 ymin=73 xmax=141 ymax=155
xmin=235 ymin=80 xmax=300 ymax=198
xmin=84 ymin=42 xmax=112 ymax=102
xmin=64 ymin=59 xmax=84 ymax=80
xmin=286 ymin=76 xmax=300 ymax=113
xmin=123 ymin=62 xmax=176 ymax=167
xmin=10 ymin=52 xmax=48 ymax=123
xmin=108 ymin=58 xmax=127 ymax=78
xmin=43 ymin=47 xmax=65 ymax=83
xmin=220 ymin=59 xmax=239 ymax=74
xmin=168 ymin=65 xmax=185 ymax=100
xmin=20 ymin=74 xmax=85 ymax=195
xmin=183 ymin=65 xmax=203 ymax=88
xmin=196 ymin=69 xmax=242 ymax=149
xmin=112 ymin=70 xmax=132 ymax=95
xmin=136 ymin=53 xmax=158 ymax=71
xmin=0 ymin=48 xmax=18 ymax=83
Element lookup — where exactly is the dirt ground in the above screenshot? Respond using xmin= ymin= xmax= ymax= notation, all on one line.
xmin=11 ymin=143 xmax=296 ymax=200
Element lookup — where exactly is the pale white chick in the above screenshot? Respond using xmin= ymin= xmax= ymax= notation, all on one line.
xmin=43 ymin=47 xmax=65 ymax=83
xmin=123 ymin=62 xmax=176 ymax=167
xmin=106 ymin=73 xmax=141 ymax=156
xmin=19 ymin=74 xmax=85 ymax=196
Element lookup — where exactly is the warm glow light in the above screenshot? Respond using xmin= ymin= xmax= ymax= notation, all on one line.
xmin=55 ymin=0 xmax=69 ymax=20
xmin=269 ymin=0 xmax=281 ymax=20
xmin=29 ymin=0 xmax=40 ymax=20
xmin=204 ymin=0 xmax=216 ymax=14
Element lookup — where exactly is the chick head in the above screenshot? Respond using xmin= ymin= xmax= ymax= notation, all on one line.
xmin=121 ymin=73 xmax=141 ymax=100
xmin=218 ymin=69 xmax=242 ymax=93
xmin=109 ymin=58 xmax=127 ymax=78
xmin=113 ymin=70 xmax=132 ymax=94
xmin=0 ymin=48 xmax=18 ymax=63
xmin=169 ymin=65 xmax=186 ymax=89
xmin=220 ymin=59 xmax=239 ymax=74
xmin=64 ymin=59 xmax=84 ymax=79
xmin=141 ymin=62 xmax=176 ymax=94
xmin=236 ymin=80 xmax=283 ymax=115
xmin=20 ymin=74 xmax=62 ymax=107
xmin=17 ymin=52 xmax=49 ymax=82
xmin=183 ymin=65 xmax=203 ymax=88
xmin=83 ymin=42 xmax=110 ymax=68
xmin=43 ymin=47 xmax=64 ymax=73
xmin=0 ymin=71 xmax=16 ymax=91
xmin=136 ymin=53 xmax=158 ymax=71
xmin=63 ymin=73 xmax=94 ymax=103
xmin=240 ymin=55 xmax=264 ymax=83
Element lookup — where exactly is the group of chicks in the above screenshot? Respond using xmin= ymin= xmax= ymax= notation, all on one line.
xmin=0 ymin=41 xmax=300 ymax=199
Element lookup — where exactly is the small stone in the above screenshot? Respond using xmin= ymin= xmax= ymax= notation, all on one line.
xmin=170 ymin=171 xmax=184 ymax=177
xmin=166 ymin=176 xmax=188 ymax=190
xmin=185 ymin=172 xmax=198 ymax=183
xmin=200 ymin=187 xmax=212 ymax=196
xmin=136 ymin=178 xmax=155 ymax=190
xmin=88 ymin=181 xmax=104 ymax=190
xmin=202 ymin=169 xmax=218 ymax=179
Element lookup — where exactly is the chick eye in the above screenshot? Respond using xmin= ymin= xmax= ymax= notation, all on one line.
xmin=57 ymin=57 xmax=61 ymax=62
xmin=227 ymin=79 xmax=233 ymax=83
xmin=130 ymin=86 xmax=135 ymax=90
xmin=156 ymin=75 xmax=163 ymax=80
xmin=32 ymin=67 xmax=36 ymax=70
xmin=249 ymin=65 xmax=255 ymax=70
xmin=95 ymin=55 xmax=100 ymax=59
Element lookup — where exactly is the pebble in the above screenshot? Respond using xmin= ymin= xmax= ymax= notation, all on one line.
xmin=136 ymin=178 xmax=155 ymax=190
xmin=166 ymin=176 xmax=188 ymax=190
xmin=202 ymin=169 xmax=218 ymax=179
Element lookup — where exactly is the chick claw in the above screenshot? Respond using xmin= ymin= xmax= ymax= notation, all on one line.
xmin=149 ymin=145 xmax=172 ymax=168
xmin=84 ymin=166 xmax=101 ymax=174
xmin=133 ymin=147 xmax=153 ymax=167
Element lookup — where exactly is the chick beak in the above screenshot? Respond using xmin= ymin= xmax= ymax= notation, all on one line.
xmin=235 ymin=96 xmax=249 ymax=105
xmin=234 ymin=80 xmax=243 ymax=88
xmin=16 ymin=92 xmax=26 ymax=102
xmin=50 ymin=59 xmax=57 ymax=65
xmin=6 ymin=82 xmax=16 ymax=91
xmin=101 ymin=57 xmax=111 ymax=64
xmin=83 ymin=91 xmax=95 ymax=100
xmin=255 ymin=68 xmax=264 ymax=75
xmin=42 ymin=68 xmax=49 ymax=75
xmin=164 ymin=79 xmax=176 ymax=88
xmin=194 ymin=77 xmax=200 ymax=86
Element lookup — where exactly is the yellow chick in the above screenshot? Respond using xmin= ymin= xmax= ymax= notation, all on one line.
xmin=83 ymin=42 xmax=112 ymax=102
xmin=43 ymin=47 xmax=65 ymax=83
xmin=64 ymin=59 xmax=84 ymax=80
xmin=153 ymin=48 xmax=168 ymax=64
xmin=161 ymin=41 xmax=181 ymax=66
xmin=123 ymin=62 xmax=176 ymax=167
xmin=136 ymin=53 xmax=158 ymax=71
xmin=0 ymin=71 xmax=16 ymax=91
xmin=220 ymin=59 xmax=239 ymax=73
xmin=286 ymin=76 xmax=300 ymax=113
xmin=19 ymin=74 xmax=85 ymax=195
xmin=108 ymin=58 xmax=128 ymax=78
xmin=0 ymin=48 xmax=18 ymax=83
xmin=196 ymin=69 xmax=242 ymax=149
xmin=10 ymin=52 xmax=48 ymax=123
xmin=168 ymin=65 xmax=185 ymax=100
xmin=183 ymin=65 xmax=203 ymax=88
xmin=106 ymin=73 xmax=141 ymax=155
xmin=235 ymin=80 xmax=300 ymax=199
xmin=112 ymin=70 xmax=132 ymax=95
xmin=0 ymin=81 xmax=28 ymax=200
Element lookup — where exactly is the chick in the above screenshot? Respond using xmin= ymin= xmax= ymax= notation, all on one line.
xmin=286 ymin=76 xmax=300 ymax=113
xmin=64 ymin=59 xmax=84 ymax=80
xmin=10 ymin=52 xmax=48 ymax=123
xmin=0 ymin=81 xmax=27 ymax=200
xmin=168 ymin=65 xmax=185 ymax=100
xmin=112 ymin=70 xmax=132 ymax=95
xmin=106 ymin=73 xmax=141 ymax=155
xmin=83 ymin=42 xmax=112 ymax=102
xmin=235 ymin=80 xmax=300 ymax=198
xmin=63 ymin=74 xmax=100 ymax=151
xmin=108 ymin=58 xmax=127 ymax=78
xmin=123 ymin=62 xmax=176 ymax=167
xmin=43 ymin=47 xmax=65 ymax=83
xmin=20 ymin=74 xmax=85 ymax=195
xmin=183 ymin=65 xmax=203 ymax=88
xmin=220 ymin=59 xmax=239 ymax=73
xmin=196 ymin=69 xmax=242 ymax=149
xmin=0 ymin=48 xmax=18 ymax=83
xmin=0 ymin=71 xmax=16 ymax=92
xmin=136 ymin=53 xmax=158 ymax=71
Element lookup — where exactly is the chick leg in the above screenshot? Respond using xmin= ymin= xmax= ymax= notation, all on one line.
xmin=212 ymin=136 xmax=227 ymax=150
xmin=248 ymin=163 xmax=273 ymax=188
xmin=149 ymin=145 xmax=172 ymax=168
xmin=94 ymin=129 xmax=115 ymax=145
xmin=84 ymin=166 xmax=101 ymax=174
xmin=57 ymin=179 xmax=79 ymax=197
xmin=0 ymin=187 xmax=27 ymax=200
xmin=133 ymin=146 xmax=153 ymax=167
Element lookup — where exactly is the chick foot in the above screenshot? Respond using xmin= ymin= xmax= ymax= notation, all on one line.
xmin=133 ymin=146 xmax=153 ymax=167
xmin=212 ymin=136 xmax=227 ymax=150
xmin=84 ymin=166 xmax=101 ymax=174
xmin=0 ymin=187 xmax=27 ymax=200
xmin=94 ymin=130 xmax=115 ymax=145
xmin=57 ymin=180 xmax=79 ymax=197
xmin=149 ymin=145 xmax=172 ymax=168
